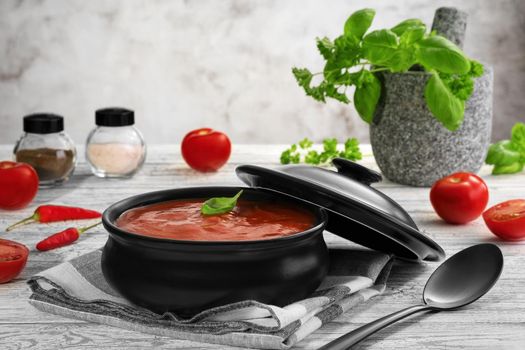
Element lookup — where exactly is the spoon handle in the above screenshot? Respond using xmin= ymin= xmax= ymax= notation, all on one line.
xmin=319 ymin=304 xmax=432 ymax=350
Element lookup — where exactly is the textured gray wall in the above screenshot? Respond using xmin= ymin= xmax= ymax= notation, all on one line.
xmin=0 ymin=0 xmax=524 ymax=145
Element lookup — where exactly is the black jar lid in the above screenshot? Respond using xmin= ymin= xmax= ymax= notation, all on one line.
xmin=236 ymin=158 xmax=445 ymax=262
xmin=96 ymin=108 xmax=134 ymax=127
xmin=23 ymin=113 xmax=64 ymax=134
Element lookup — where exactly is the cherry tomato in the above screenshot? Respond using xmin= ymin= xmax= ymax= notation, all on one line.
xmin=0 ymin=239 xmax=29 ymax=283
xmin=483 ymin=199 xmax=525 ymax=241
xmin=430 ymin=172 xmax=489 ymax=224
xmin=0 ymin=161 xmax=39 ymax=210
xmin=181 ymin=128 xmax=231 ymax=172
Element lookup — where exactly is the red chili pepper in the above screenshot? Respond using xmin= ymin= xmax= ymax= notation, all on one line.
xmin=6 ymin=205 xmax=102 ymax=232
xmin=36 ymin=221 xmax=101 ymax=251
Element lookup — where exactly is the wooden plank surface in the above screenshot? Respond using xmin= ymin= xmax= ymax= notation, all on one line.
xmin=0 ymin=144 xmax=524 ymax=350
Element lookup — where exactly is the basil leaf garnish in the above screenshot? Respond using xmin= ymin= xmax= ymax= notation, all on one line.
xmin=201 ymin=190 xmax=243 ymax=216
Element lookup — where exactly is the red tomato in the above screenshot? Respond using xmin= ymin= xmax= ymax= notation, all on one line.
xmin=181 ymin=128 xmax=231 ymax=172
xmin=430 ymin=172 xmax=489 ymax=224
xmin=0 ymin=239 xmax=29 ymax=283
xmin=483 ymin=199 xmax=525 ymax=241
xmin=0 ymin=161 xmax=39 ymax=210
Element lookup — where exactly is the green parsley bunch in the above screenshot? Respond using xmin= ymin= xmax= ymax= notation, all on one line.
xmin=293 ymin=8 xmax=484 ymax=131
xmin=280 ymin=138 xmax=361 ymax=165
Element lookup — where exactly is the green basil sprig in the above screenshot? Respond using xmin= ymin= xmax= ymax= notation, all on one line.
xmin=292 ymin=8 xmax=484 ymax=131
xmin=486 ymin=122 xmax=525 ymax=175
xmin=201 ymin=190 xmax=243 ymax=216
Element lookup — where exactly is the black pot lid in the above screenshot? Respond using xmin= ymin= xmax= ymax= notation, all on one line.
xmin=236 ymin=158 xmax=445 ymax=262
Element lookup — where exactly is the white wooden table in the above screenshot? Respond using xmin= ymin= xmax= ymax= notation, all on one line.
xmin=1 ymin=144 xmax=524 ymax=350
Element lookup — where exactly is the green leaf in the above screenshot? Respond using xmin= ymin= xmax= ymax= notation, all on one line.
xmin=323 ymin=138 xmax=338 ymax=153
xmin=492 ymin=162 xmax=524 ymax=175
xmin=439 ymin=73 xmax=474 ymax=101
xmin=391 ymin=19 xmax=425 ymax=36
xmin=486 ymin=140 xmax=521 ymax=166
xmin=323 ymin=60 xmax=342 ymax=82
xmin=280 ymin=149 xmax=291 ymax=164
xmin=201 ymin=190 xmax=243 ymax=216
xmin=399 ymin=25 xmax=426 ymax=46
xmin=385 ymin=26 xmax=425 ymax=72
xmin=292 ymin=67 xmax=313 ymax=89
xmin=437 ymin=60 xmax=485 ymax=102
xmin=354 ymin=71 xmax=381 ymax=123
xmin=332 ymin=35 xmax=361 ymax=69
xmin=340 ymin=138 xmax=363 ymax=160
xmin=306 ymin=82 xmax=329 ymax=102
xmin=333 ymin=71 xmax=360 ymax=86
xmin=320 ymin=138 xmax=339 ymax=163
xmin=424 ymin=72 xmax=465 ymax=130
xmin=510 ymin=122 xmax=525 ymax=156
xmin=298 ymin=138 xmax=313 ymax=149
xmin=324 ymin=84 xmax=350 ymax=103
xmin=388 ymin=48 xmax=416 ymax=72
xmin=316 ymin=37 xmax=335 ymax=60
xmin=293 ymin=67 xmax=329 ymax=103
xmin=416 ymin=36 xmax=471 ymax=74
xmin=344 ymin=8 xmax=375 ymax=39
xmin=304 ymin=150 xmax=321 ymax=165
xmin=470 ymin=60 xmax=484 ymax=78
xmin=485 ymin=123 xmax=525 ymax=175
xmin=362 ymin=29 xmax=399 ymax=66
xmin=280 ymin=144 xmax=301 ymax=164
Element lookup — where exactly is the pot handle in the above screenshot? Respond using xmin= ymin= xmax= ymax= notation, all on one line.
xmin=332 ymin=158 xmax=382 ymax=186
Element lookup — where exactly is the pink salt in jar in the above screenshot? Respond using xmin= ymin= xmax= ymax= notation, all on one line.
xmin=85 ymin=108 xmax=146 ymax=178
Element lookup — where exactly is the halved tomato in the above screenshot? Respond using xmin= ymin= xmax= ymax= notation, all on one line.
xmin=483 ymin=199 xmax=525 ymax=241
xmin=0 ymin=239 xmax=29 ymax=283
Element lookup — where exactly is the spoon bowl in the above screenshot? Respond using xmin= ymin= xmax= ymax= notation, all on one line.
xmin=424 ymin=244 xmax=503 ymax=310
xmin=320 ymin=244 xmax=504 ymax=350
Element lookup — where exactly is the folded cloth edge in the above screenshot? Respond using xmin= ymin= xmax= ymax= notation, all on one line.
xmin=27 ymin=249 xmax=394 ymax=350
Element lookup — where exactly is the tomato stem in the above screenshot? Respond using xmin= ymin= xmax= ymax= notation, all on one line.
xmin=5 ymin=214 xmax=38 ymax=232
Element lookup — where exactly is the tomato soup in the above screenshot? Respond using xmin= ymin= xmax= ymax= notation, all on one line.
xmin=116 ymin=199 xmax=315 ymax=241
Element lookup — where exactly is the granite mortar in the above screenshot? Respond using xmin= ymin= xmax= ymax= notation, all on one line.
xmin=369 ymin=68 xmax=493 ymax=187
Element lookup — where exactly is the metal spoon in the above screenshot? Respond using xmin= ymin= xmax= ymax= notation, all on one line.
xmin=320 ymin=243 xmax=503 ymax=350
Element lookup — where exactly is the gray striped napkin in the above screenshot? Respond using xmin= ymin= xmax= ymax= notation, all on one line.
xmin=28 ymin=248 xmax=393 ymax=349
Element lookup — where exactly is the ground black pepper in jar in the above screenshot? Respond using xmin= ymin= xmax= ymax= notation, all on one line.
xmin=13 ymin=114 xmax=77 ymax=187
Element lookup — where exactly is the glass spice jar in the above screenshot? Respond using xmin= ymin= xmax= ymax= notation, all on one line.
xmin=14 ymin=113 xmax=77 ymax=187
xmin=86 ymin=107 xmax=146 ymax=178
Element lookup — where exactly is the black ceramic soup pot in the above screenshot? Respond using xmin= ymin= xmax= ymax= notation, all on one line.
xmin=101 ymin=186 xmax=329 ymax=316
